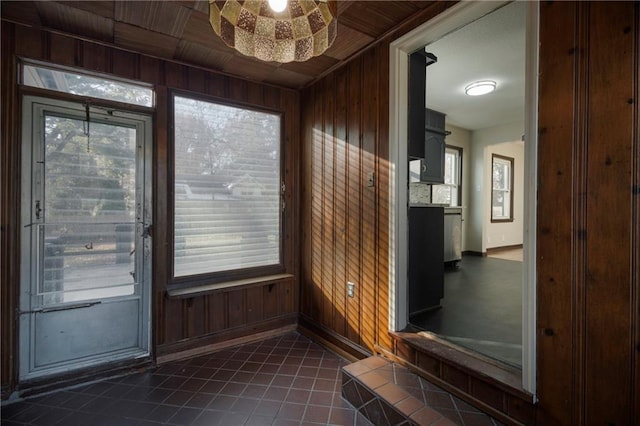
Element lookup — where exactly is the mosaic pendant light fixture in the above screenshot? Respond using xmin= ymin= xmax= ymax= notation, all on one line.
xmin=209 ymin=0 xmax=337 ymax=63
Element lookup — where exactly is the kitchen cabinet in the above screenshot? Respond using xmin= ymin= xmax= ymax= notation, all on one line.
xmin=419 ymin=108 xmax=446 ymax=183
xmin=444 ymin=207 xmax=463 ymax=264
xmin=408 ymin=205 xmax=444 ymax=317
xmin=408 ymin=51 xmax=437 ymax=159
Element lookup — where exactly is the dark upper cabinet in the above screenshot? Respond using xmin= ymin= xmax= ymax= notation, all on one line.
xmin=408 ymin=51 xmax=445 ymax=183
xmin=420 ymin=109 xmax=446 ymax=184
xmin=408 ymin=51 xmax=436 ymax=159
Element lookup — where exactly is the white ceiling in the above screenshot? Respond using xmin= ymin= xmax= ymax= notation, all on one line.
xmin=424 ymin=1 xmax=526 ymax=131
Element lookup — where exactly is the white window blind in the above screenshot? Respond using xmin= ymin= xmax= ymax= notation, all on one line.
xmin=173 ymin=95 xmax=282 ymax=278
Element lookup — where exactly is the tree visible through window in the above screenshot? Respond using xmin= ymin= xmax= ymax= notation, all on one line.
xmin=172 ymin=95 xmax=283 ymax=280
xmin=491 ymin=154 xmax=514 ymax=222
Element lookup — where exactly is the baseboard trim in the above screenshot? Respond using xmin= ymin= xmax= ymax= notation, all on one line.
xmin=297 ymin=315 xmax=371 ymax=362
xmin=486 ymin=244 xmax=523 ymax=253
xmin=462 ymin=250 xmax=486 ymax=257
xmin=156 ymin=316 xmax=297 ymax=364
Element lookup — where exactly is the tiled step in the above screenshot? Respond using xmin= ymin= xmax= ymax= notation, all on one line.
xmin=341 ymin=356 xmax=499 ymax=426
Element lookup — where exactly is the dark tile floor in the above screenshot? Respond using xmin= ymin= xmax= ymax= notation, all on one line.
xmin=1 ymin=333 xmax=373 ymax=426
xmin=409 ymin=255 xmax=523 ymax=367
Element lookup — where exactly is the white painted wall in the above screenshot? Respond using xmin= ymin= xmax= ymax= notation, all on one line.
xmin=467 ymin=121 xmax=524 ymax=253
xmin=443 ymin=124 xmax=471 ymax=250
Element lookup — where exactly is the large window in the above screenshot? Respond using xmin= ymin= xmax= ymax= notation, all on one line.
xmin=491 ymin=154 xmax=514 ymax=222
xmin=172 ymin=94 xmax=283 ymax=281
xmin=432 ymin=146 xmax=462 ymax=206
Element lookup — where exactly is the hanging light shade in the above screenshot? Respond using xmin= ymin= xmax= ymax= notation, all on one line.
xmin=209 ymin=0 xmax=337 ymax=63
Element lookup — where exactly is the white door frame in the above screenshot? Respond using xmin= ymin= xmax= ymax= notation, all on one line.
xmin=388 ymin=1 xmax=538 ymax=395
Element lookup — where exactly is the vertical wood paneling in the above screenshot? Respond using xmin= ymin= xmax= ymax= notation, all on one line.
xmin=299 ymin=4 xmax=637 ymax=423
xmin=322 ymin=75 xmax=335 ymax=329
xmin=279 ymin=280 xmax=295 ymax=315
xmin=227 ymin=290 xmax=245 ymax=328
xmin=187 ymin=67 xmax=206 ymax=93
xmin=263 ymin=283 xmax=279 ymax=319
xmin=633 ymin=5 xmax=640 ymax=422
xmin=537 ymin=2 xmax=577 ymax=424
xmin=584 ymin=3 xmax=635 ymax=423
xmin=538 ymin=2 xmax=640 ymax=424
xmin=282 ymin=90 xmax=300 ymax=285
xmin=48 ymin=33 xmax=78 ymax=67
xmin=247 ymin=81 xmax=264 ymax=105
xmin=165 ymin=62 xmax=187 ymax=89
xmin=333 ymin=66 xmax=349 ymax=337
xmin=139 ymin=55 xmax=164 ymax=85
xmin=154 ymin=84 xmax=169 ymax=345
xmin=206 ymin=73 xmax=227 ymax=98
xmin=246 ymin=286 xmax=264 ymax=324
xmin=230 ymin=79 xmax=248 ymax=103
xmin=310 ymin=84 xmax=324 ymax=320
xmin=360 ymin=48 xmax=378 ymax=351
xmin=81 ymin=41 xmax=109 ymax=73
xmin=207 ymin=293 xmax=227 ymax=332
xmin=111 ymin=49 xmax=138 ymax=80
xmin=1 ymin=22 xmax=18 ymax=395
xmin=376 ymin=41 xmax=391 ymax=350
xmin=300 ymin=47 xmax=385 ymax=352
xmin=300 ymin=87 xmax=315 ymax=317
xmin=345 ymin=58 xmax=363 ymax=345
xmin=164 ymin=298 xmax=185 ymax=344
xmin=187 ymin=297 xmax=205 ymax=338
xmin=15 ymin=25 xmax=44 ymax=59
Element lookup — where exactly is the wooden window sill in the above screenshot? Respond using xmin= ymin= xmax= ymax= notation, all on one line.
xmin=166 ymin=273 xmax=294 ymax=299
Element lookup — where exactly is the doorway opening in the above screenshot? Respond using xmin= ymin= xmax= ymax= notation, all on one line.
xmin=389 ymin=1 xmax=538 ymax=393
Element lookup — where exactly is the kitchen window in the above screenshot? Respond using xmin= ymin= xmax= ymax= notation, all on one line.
xmin=432 ymin=146 xmax=462 ymax=206
xmin=491 ymin=154 xmax=514 ymax=222
xmin=171 ymin=93 xmax=284 ymax=283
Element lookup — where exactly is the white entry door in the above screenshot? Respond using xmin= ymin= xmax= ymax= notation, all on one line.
xmin=19 ymin=96 xmax=152 ymax=381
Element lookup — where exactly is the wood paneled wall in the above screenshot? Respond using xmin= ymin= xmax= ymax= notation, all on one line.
xmin=300 ymin=46 xmax=389 ymax=354
xmin=0 ymin=21 xmax=300 ymax=395
xmin=299 ymin=2 xmax=452 ymax=356
xmin=300 ymin=1 xmax=639 ymax=424
xmin=537 ymin=2 xmax=639 ymax=424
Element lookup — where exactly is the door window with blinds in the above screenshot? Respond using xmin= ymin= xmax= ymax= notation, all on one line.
xmin=172 ymin=94 xmax=283 ymax=281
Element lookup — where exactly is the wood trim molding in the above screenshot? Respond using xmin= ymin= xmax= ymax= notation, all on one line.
xmin=157 ymin=323 xmax=297 ymax=364
xmin=155 ymin=315 xmax=297 ymax=360
xmin=486 ymin=244 xmax=523 ymax=254
xmin=297 ymin=315 xmax=372 ymax=362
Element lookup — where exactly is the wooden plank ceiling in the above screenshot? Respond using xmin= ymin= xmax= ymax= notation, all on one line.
xmin=1 ymin=0 xmax=436 ymax=88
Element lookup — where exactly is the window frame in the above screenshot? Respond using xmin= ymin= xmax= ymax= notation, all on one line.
xmin=168 ymin=90 xmax=286 ymax=288
xmin=431 ymin=145 xmax=462 ymax=206
xmin=20 ymin=59 xmax=155 ymax=107
xmin=491 ymin=153 xmax=514 ymax=223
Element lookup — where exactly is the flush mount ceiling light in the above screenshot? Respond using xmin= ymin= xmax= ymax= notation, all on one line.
xmin=464 ymin=80 xmax=497 ymax=96
xmin=209 ymin=0 xmax=337 ymax=63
